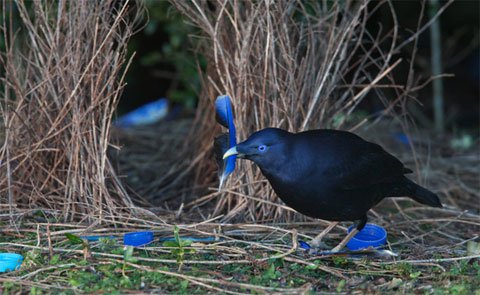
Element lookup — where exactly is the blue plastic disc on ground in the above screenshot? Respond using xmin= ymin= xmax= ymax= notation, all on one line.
xmin=0 ymin=253 xmax=24 ymax=272
xmin=346 ymin=223 xmax=387 ymax=251
xmin=123 ymin=231 xmax=154 ymax=247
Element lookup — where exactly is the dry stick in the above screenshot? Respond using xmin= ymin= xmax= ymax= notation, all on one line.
xmin=343 ymin=59 xmax=403 ymax=110
xmin=380 ymin=254 xmax=480 ymax=265
xmin=391 ymin=211 xmax=469 ymax=247
xmin=393 ymin=217 xmax=480 ymax=227
xmin=301 ymin=2 xmax=368 ymax=130
xmin=222 ymin=189 xmax=297 ymax=213
xmin=0 ymin=277 xmax=72 ymax=290
xmin=19 ymin=263 xmax=77 ymax=280
xmin=394 ymin=0 xmax=454 ymax=53
xmin=46 ymin=224 xmax=53 ymax=258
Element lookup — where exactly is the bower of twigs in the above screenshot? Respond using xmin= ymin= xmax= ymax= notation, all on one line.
xmin=0 ymin=0 xmax=479 ymax=293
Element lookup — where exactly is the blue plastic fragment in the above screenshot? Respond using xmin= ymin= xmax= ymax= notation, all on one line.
xmin=214 ymin=95 xmax=237 ymax=186
xmin=124 ymin=231 xmax=154 ymax=247
xmin=298 ymin=240 xmax=311 ymax=250
xmin=114 ymin=98 xmax=169 ymax=127
xmin=159 ymin=236 xmax=220 ymax=243
xmin=346 ymin=223 xmax=387 ymax=251
xmin=80 ymin=235 xmax=116 ymax=242
xmin=0 ymin=253 xmax=23 ymax=273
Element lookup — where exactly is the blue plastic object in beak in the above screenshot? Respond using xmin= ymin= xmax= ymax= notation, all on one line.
xmin=214 ymin=95 xmax=237 ymax=188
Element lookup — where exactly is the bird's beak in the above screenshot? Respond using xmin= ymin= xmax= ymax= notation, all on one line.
xmin=223 ymin=146 xmax=238 ymax=159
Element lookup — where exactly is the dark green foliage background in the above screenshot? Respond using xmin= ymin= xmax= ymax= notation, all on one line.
xmin=119 ymin=0 xmax=205 ymax=114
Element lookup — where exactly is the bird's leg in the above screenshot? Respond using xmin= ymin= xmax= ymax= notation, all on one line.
xmin=310 ymin=221 xmax=339 ymax=248
xmin=331 ymin=228 xmax=359 ymax=252
xmin=331 ymin=216 xmax=367 ymax=252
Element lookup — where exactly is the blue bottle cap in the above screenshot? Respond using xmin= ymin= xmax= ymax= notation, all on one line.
xmin=0 ymin=253 xmax=24 ymax=272
xmin=346 ymin=223 xmax=387 ymax=251
xmin=123 ymin=231 xmax=154 ymax=247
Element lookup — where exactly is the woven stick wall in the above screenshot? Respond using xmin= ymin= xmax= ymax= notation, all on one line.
xmin=0 ymin=1 xmax=145 ymax=221
xmin=173 ymin=0 xmax=413 ymax=221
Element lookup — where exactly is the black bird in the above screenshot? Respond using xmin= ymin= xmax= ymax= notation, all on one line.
xmin=223 ymin=128 xmax=442 ymax=251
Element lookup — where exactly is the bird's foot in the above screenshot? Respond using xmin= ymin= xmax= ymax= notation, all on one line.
xmin=305 ymin=240 xmax=329 ymax=255
xmin=310 ymin=240 xmax=329 ymax=249
xmin=330 ymin=245 xmax=344 ymax=253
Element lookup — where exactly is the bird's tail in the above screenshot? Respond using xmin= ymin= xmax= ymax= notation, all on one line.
xmin=405 ymin=178 xmax=443 ymax=208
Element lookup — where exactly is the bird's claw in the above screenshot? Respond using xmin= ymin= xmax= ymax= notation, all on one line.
xmin=330 ymin=245 xmax=343 ymax=253
xmin=304 ymin=240 xmax=330 ymax=255
xmin=310 ymin=241 xmax=329 ymax=249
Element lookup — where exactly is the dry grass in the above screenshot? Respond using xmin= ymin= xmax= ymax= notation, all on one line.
xmin=169 ymin=0 xmax=456 ymax=221
xmin=0 ymin=1 xmax=147 ymax=222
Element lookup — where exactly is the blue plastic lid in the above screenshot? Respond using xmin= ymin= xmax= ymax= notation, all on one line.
xmin=0 ymin=253 xmax=24 ymax=273
xmin=346 ymin=223 xmax=387 ymax=251
xmin=123 ymin=231 xmax=154 ymax=247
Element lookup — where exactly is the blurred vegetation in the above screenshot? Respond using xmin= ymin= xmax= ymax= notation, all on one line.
xmin=1 ymin=1 xmax=478 ymax=131
xmin=120 ymin=0 xmax=205 ymax=113
xmin=120 ymin=1 xmax=478 ymax=133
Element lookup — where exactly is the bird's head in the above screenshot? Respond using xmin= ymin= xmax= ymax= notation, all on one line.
xmin=223 ymin=128 xmax=290 ymax=167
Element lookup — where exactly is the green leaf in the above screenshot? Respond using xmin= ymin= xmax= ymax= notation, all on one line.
xmin=184 ymin=248 xmax=196 ymax=254
xmin=173 ymin=226 xmax=180 ymax=244
xmin=409 ymin=271 xmax=422 ymax=279
xmin=124 ymin=246 xmax=134 ymax=262
xmin=180 ymin=239 xmax=192 ymax=247
xmin=49 ymin=254 xmax=60 ymax=265
xmin=263 ymin=263 xmax=277 ymax=280
xmin=65 ymin=233 xmax=83 ymax=245
xmin=163 ymin=241 xmax=179 ymax=248
xmin=467 ymin=241 xmax=480 ymax=256
xmin=180 ymin=280 xmax=189 ymax=290
xmin=336 ymin=279 xmax=346 ymax=292
xmin=69 ymin=278 xmax=80 ymax=287
xmin=305 ymin=263 xmax=318 ymax=270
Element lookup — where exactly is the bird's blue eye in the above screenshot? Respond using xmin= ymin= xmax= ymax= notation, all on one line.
xmin=258 ymin=145 xmax=267 ymax=152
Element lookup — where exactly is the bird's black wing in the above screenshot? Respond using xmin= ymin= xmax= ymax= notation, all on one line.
xmin=299 ymin=130 xmax=410 ymax=190
xmin=335 ymin=140 xmax=410 ymax=189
